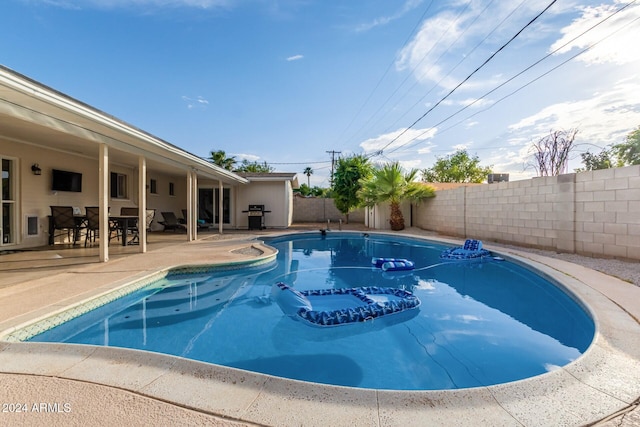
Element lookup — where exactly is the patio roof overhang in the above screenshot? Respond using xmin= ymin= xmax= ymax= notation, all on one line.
xmin=237 ymin=172 xmax=300 ymax=189
xmin=0 ymin=65 xmax=248 ymax=185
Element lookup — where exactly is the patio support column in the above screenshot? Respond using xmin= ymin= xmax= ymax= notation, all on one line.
xmin=218 ymin=179 xmax=223 ymax=234
xmin=186 ymin=169 xmax=196 ymax=241
xmin=99 ymin=143 xmax=109 ymax=262
xmin=192 ymin=170 xmax=198 ymax=239
xmin=138 ymin=156 xmax=147 ymax=252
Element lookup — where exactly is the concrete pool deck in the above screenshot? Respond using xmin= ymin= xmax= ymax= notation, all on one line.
xmin=0 ymin=227 xmax=639 ymax=426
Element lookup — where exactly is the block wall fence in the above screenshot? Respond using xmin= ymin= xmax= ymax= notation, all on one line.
xmin=292 ymin=196 xmax=365 ymax=224
xmin=414 ymin=165 xmax=640 ymax=261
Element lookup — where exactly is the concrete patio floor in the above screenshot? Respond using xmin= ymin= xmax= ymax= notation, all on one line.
xmin=0 ymin=225 xmax=639 ymax=426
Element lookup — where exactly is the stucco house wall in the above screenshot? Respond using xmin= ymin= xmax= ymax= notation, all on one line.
xmin=7 ymin=139 xmax=101 ymax=247
xmin=364 ymin=201 xmax=412 ymax=230
xmin=234 ymin=180 xmax=294 ymax=229
xmin=4 ymin=138 xmax=201 ymax=247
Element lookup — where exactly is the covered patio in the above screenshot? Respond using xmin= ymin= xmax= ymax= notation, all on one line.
xmin=0 ymin=65 xmax=248 ymax=262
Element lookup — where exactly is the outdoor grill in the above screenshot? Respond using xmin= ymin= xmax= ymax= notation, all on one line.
xmin=243 ymin=204 xmax=270 ymax=230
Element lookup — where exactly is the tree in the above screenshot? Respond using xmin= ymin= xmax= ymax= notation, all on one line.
xmin=332 ymin=155 xmax=373 ymax=222
xmin=421 ymin=149 xmax=492 ymax=183
xmin=527 ymin=129 xmax=578 ymax=176
xmin=303 ymin=167 xmax=313 ymax=187
xmin=612 ymin=126 xmax=640 ymax=166
xmin=234 ymin=160 xmax=274 ymax=173
xmin=208 ymin=150 xmax=236 ymax=171
xmin=575 ymin=148 xmax=614 ymax=172
xmin=358 ymin=162 xmax=435 ymax=231
xmin=297 ymin=183 xmax=312 ymax=197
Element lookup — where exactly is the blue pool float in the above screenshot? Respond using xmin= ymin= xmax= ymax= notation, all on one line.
xmin=371 ymin=257 xmax=415 ymax=271
xmin=272 ymin=282 xmax=421 ymax=327
xmin=440 ymin=239 xmax=492 ymax=261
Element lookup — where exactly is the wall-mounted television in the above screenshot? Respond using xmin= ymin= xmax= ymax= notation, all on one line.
xmin=52 ymin=169 xmax=82 ymax=192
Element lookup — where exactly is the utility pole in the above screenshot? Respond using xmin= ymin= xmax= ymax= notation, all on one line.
xmin=326 ymin=150 xmax=341 ymax=187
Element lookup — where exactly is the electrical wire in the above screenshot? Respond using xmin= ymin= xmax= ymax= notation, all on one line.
xmin=336 ymin=0 xmax=437 ymax=145
xmin=375 ymin=0 xmax=559 ymax=155
xmin=378 ymin=0 xmax=527 ymax=137
xmin=385 ymin=0 xmax=639 ymax=157
xmin=341 ymin=0 xmax=471 ymax=149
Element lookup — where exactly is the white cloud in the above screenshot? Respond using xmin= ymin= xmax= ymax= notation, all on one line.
xmin=417 ymin=145 xmax=434 ymax=155
xmin=233 ymin=153 xmax=260 ymax=162
xmin=396 ymin=0 xmax=572 ymax=90
xmin=32 ymin=0 xmax=230 ymax=9
xmin=551 ymin=2 xmax=640 ymax=65
xmin=359 ymin=126 xmax=437 ymax=153
xmin=442 ymin=98 xmax=494 ymax=108
xmin=398 ymin=159 xmax=422 ymax=170
xmin=286 ymin=54 xmax=304 ymax=62
xmin=355 ymin=0 xmax=424 ymax=32
xmin=182 ymin=95 xmax=209 ymax=109
xmin=508 ymin=78 xmax=640 ymax=147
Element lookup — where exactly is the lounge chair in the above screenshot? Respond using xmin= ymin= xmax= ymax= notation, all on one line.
xmin=159 ymin=212 xmax=187 ymax=232
xmin=181 ymin=208 xmax=212 ymax=230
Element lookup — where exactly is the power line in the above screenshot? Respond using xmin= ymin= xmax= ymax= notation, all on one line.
xmin=376 ymin=0 xmax=559 ymax=155
xmin=336 ymin=1 xmax=437 ymax=147
xmin=268 ymin=160 xmax=331 ymax=165
xmin=342 ymin=1 xmax=474 ymax=150
xmin=376 ymin=0 xmax=527 ymax=138
xmin=385 ymin=0 xmax=639 ymax=157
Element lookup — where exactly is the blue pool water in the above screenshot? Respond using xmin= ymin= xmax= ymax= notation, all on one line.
xmin=29 ymin=233 xmax=594 ymax=390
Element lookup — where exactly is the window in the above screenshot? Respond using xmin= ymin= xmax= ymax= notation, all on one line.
xmin=110 ymin=172 xmax=128 ymax=199
xmin=150 ymin=179 xmax=157 ymax=194
xmin=169 ymin=182 xmax=175 ymax=196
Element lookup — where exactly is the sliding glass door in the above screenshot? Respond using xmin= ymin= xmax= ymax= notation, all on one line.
xmin=1 ymin=158 xmax=15 ymax=246
xmin=198 ymin=187 xmax=230 ymax=225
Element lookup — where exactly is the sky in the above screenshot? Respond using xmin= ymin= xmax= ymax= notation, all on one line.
xmin=2 ymin=0 xmax=639 ymax=187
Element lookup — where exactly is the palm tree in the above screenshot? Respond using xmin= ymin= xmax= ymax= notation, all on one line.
xmin=208 ymin=150 xmax=236 ymax=171
xmin=358 ymin=162 xmax=435 ymax=231
xmin=303 ymin=166 xmax=313 ymax=187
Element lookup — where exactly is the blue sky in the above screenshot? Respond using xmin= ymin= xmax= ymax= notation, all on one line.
xmin=2 ymin=0 xmax=639 ymax=186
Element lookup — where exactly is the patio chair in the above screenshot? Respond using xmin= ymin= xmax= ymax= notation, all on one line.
xmin=127 ymin=209 xmax=156 ymax=243
xmin=50 ymin=206 xmax=84 ymax=245
xmin=145 ymin=209 xmax=156 ymax=231
xmin=84 ymin=207 xmax=124 ymax=246
xmin=159 ymin=212 xmax=187 ymax=232
xmin=84 ymin=206 xmax=100 ymax=247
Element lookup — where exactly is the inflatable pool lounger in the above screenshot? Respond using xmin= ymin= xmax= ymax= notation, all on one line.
xmin=440 ymin=239 xmax=493 ymax=261
xmin=371 ymin=257 xmax=415 ymax=271
xmin=273 ymin=282 xmax=421 ymax=327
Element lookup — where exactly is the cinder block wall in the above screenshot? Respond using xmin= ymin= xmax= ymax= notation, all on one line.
xmin=575 ymin=166 xmax=640 ymax=259
xmin=293 ymin=196 xmax=365 ymax=223
xmin=415 ymin=165 xmax=640 ymax=261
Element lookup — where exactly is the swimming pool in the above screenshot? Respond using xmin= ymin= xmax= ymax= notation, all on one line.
xmin=27 ymin=232 xmax=594 ymax=390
